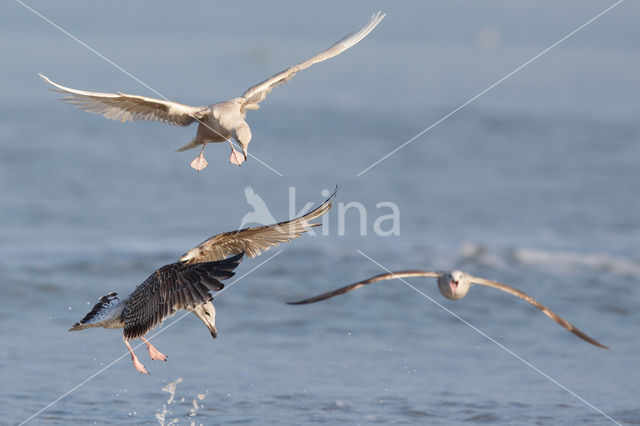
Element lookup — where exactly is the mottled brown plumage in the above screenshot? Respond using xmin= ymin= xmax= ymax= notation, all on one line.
xmin=70 ymin=190 xmax=336 ymax=373
xmin=122 ymin=259 xmax=236 ymax=340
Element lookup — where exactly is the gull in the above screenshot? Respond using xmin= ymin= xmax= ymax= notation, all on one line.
xmin=70 ymin=189 xmax=337 ymax=374
xmin=39 ymin=11 xmax=386 ymax=171
xmin=288 ymin=269 xmax=609 ymax=349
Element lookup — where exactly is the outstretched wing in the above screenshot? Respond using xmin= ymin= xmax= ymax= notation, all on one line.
xmin=240 ymin=12 xmax=385 ymax=110
xmin=180 ymin=187 xmax=337 ymax=263
xmin=39 ymin=74 xmax=207 ymax=126
xmin=288 ymin=270 xmax=441 ymax=304
xmin=122 ymin=252 xmax=243 ymax=340
xmin=470 ymin=276 xmax=609 ymax=349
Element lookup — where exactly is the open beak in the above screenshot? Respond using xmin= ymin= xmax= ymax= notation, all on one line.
xmin=449 ymin=280 xmax=458 ymax=294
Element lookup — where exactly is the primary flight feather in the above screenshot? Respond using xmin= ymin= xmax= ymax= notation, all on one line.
xmin=40 ymin=12 xmax=385 ymax=171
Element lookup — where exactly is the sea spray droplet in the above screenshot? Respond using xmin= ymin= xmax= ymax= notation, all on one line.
xmin=157 ymin=378 xmax=184 ymax=426
xmin=162 ymin=377 xmax=183 ymax=404
xmin=189 ymin=399 xmax=199 ymax=417
xmin=155 ymin=409 xmax=165 ymax=426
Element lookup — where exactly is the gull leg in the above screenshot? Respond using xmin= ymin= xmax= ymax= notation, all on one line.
xmin=124 ymin=338 xmax=149 ymax=374
xmin=190 ymin=143 xmax=209 ymax=171
xmin=141 ymin=337 xmax=168 ymax=361
xmin=228 ymin=141 xmax=245 ymax=166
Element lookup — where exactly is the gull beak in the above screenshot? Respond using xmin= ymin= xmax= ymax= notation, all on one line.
xmin=449 ymin=280 xmax=458 ymax=294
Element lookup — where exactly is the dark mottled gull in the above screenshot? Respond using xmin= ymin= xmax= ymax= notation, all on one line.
xmin=289 ymin=269 xmax=609 ymax=349
xmin=40 ymin=11 xmax=385 ymax=171
xmin=70 ymin=190 xmax=336 ymax=374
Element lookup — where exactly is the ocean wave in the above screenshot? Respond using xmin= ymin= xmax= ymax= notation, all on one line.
xmin=2 ymin=238 xmax=639 ymax=280
xmin=458 ymin=242 xmax=640 ymax=277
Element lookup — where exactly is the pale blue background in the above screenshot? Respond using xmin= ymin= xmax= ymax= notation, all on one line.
xmin=1 ymin=1 xmax=638 ymax=424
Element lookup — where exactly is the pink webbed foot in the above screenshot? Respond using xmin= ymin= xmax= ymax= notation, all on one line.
xmin=142 ymin=337 xmax=168 ymax=361
xmin=190 ymin=144 xmax=208 ymax=171
xmin=131 ymin=355 xmax=149 ymax=374
xmin=147 ymin=345 xmax=167 ymax=361
xmin=190 ymin=153 xmax=208 ymax=171
xmin=229 ymin=144 xmax=246 ymax=166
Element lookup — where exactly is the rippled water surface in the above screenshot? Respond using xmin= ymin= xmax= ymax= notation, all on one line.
xmin=1 ymin=1 xmax=639 ymax=424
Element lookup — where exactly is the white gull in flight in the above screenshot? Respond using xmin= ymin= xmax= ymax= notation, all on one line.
xmin=40 ymin=12 xmax=385 ymax=171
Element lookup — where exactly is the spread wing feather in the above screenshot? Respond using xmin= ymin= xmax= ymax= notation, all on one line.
xmin=241 ymin=12 xmax=385 ymax=110
xmin=39 ymin=74 xmax=206 ymax=126
xmin=123 ymin=253 xmax=243 ymax=339
xmin=288 ymin=270 xmax=440 ymax=304
xmin=180 ymin=187 xmax=337 ymax=264
xmin=470 ymin=276 xmax=609 ymax=349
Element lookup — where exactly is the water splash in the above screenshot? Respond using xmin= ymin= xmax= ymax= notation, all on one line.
xmin=156 ymin=379 xmax=208 ymax=425
xmin=156 ymin=377 xmax=183 ymax=426
xmin=163 ymin=377 xmax=184 ymax=405
xmin=189 ymin=399 xmax=199 ymax=418
xmin=189 ymin=392 xmax=206 ymax=418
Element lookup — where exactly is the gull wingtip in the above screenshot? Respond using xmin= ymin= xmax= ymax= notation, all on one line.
xmin=327 ymin=184 xmax=340 ymax=200
xmin=369 ymin=11 xmax=387 ymax=25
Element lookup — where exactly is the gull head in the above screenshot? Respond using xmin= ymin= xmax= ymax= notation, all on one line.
xmin=234 ymin=123 xmax=252 ymax=161
xmin=69 ymin=292 xmax=124 ymax=331
xmin=437 ymin=270 xmax=471 ymax=300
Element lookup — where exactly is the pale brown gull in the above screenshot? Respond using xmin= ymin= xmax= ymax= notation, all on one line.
xmin=288 ymin=269 xmax=608 ymax=349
